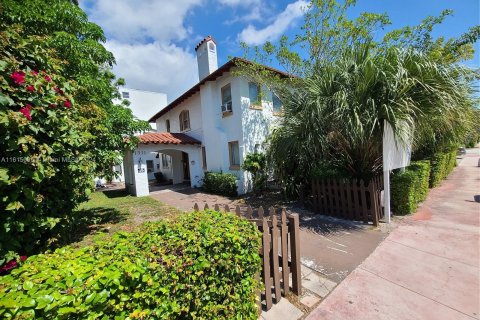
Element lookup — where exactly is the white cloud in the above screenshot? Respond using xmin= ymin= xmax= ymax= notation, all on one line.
xmin=218 ymin=0 xmax=261 ymax=6
xmin=81 ymin=0 xmax=203 ymax=102
xmin=238 ymin=0 xmax=308 ymax=45
xmin=83 ymin=0 xmax=202 ymax=43
xmin=105 ymin=40 xmax=199 ymax=102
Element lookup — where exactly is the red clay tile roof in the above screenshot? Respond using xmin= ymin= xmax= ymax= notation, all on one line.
xmin=195 ymin=35 xmax=216 ymax=51
xmin=137 ymin=132 xmax=201 ymax=145
xmin=148 ymin=57 xmax=294 ymax=123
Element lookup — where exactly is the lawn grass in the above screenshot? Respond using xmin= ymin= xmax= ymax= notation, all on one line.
xmin=54 ymin=189 xmax=181 ymax=249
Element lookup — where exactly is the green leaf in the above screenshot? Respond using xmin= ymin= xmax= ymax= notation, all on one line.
xmin=5 ymin=201 xmax=24 ymax=211
xmin=0 ymin=94 xmax=14 ymax=107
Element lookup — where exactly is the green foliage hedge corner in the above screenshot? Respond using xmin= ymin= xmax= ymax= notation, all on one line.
xmin=0 ymin=210 xmax=262 ymax=319
xmin=203 ymin=172 xmax=238 ymax=197
xmin=429 ymin=149 xmax=457 ymax=188
xmin=391 ymin=160 xmax=431 ymax=215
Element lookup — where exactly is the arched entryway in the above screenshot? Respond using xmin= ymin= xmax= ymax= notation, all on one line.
xmin=123 ymin=132 xmax=203 ymax=197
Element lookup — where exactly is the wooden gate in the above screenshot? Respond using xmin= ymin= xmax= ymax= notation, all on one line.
xmin=311 ymin=176 xmax=384 ymax=225
xmin=193 ymin=203 xmax=302 ymax=311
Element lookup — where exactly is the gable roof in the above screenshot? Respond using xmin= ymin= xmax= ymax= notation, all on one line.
xmin=138 ymin=132 xmax=201 ymax=145
xmin=148 ymin=57 xmax=292 ymax=123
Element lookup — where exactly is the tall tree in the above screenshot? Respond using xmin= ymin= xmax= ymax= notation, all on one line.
xmin=0 ymin=0 xmax=151 ymax=178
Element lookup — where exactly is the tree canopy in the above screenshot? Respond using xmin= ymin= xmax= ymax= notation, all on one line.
xmin=237 ymin=0 xmax=479 ymax=198
xmin=0 ymin=0 xmax=151 ymax=260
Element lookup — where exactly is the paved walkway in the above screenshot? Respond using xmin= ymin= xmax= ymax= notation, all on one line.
xmin=149 ymin=181 xmax=388 ymax=319
xmin=307 ymin=149 xmax=480 ymax=320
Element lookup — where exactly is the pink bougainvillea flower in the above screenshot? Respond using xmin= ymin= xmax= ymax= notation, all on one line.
xmin=11 ymin=71 xmax=26 ymax=85
xmin=30 ymin=70 xmax=39 ymax=76
xmin=44 ymin=75 xmax=52 ymax=82
xmin=20 ymin=104 xmax=32 ymax=121
xmin=63 ymin=100 xmax=72 ymax=108
xmin=0 ymin=256 xmax=27 ymax=275
xmin=26 ymin=85 xmax=35 ymax=92
xmin=54 ymin=86 xmax=64 ymax=95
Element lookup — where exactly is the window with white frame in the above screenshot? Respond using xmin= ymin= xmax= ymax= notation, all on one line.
xmin=228 ymin=141 xmax=240 ymax=169
xmin=248 ymin=82 xmax=260 ymax=106
xmin=221 ymin=84 xmax=232 ymax=113
xmin=161 ymin=154 xmax=170 ymax=169
xmin=272 ymin=93 xmax=282 ymax=114
xmin=179 ymin=110 xmax=190 ymax=131
xmin=146 ymin=160 xmax=154 ymax=173
xmin=166 ymin=119 xmax=170 ymax=132
xmin=121 ymin=91 xmax=130 ymax=99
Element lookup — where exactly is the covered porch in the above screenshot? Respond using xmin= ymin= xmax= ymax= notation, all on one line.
xmin=124 ymin=132 xmax=203 ymax=197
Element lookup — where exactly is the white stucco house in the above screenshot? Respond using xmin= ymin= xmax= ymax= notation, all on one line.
xmin=124 ymin=36 xmax=288 ymax=196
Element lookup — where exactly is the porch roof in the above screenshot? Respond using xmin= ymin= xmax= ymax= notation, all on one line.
xmin=137 ymin=132 xmax=201 ymax=145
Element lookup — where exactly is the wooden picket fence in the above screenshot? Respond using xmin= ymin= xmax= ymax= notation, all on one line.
xmin=311 ymin=176 xmax=384 ymax=226
xmin=193 ymin=203 xmax=301 ymax=311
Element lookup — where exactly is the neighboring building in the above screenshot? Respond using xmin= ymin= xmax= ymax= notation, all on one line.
xmin=124 ymin=36 xmax=288 ymax=196
xmin=99 ymin=88 xmax=167 ymax=185
xmin=116 ymin=88 xmax=168 ymax=131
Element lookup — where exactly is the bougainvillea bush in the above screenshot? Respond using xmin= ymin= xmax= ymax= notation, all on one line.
xmin=0 ymin=210 xmax=262 ymax=319
xmin=0 ymin=27 xmax=95 ymax=262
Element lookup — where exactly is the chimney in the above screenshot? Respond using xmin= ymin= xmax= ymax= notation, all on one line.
xmin=195 ymin=36 xmax=218 ymax=81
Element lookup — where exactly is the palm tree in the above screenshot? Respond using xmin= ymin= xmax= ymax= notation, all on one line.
xmin=268 ymin=43 xmax=476 ymax=198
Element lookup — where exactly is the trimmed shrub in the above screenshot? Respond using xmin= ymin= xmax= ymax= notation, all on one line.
xmin=391 ymin=160 xmax=431 ymax=215
xmin=154 ymin=171 xmax=164 ymax=183
xmin=0 ymin=210 xmax=262 ymax=319
xmin=429 ymin=149 xmax=457 ymax=187
xmin=203 ymin=172 xmax=238 ymax=197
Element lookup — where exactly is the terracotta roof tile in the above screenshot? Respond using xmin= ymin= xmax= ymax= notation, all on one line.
xmin=137 ymin=132 xmax=201 ymax=145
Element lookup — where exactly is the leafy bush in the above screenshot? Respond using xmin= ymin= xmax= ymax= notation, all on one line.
xmin=0 ymin=28 xmax=96 ymax=262
xmin=429 ymin=149 xmax=456 ymax=187
xmin=154 ymin=171 xmax=164 ymax=183
xmin=391 ymin=160 xmax=431 ymax=215
xmin=203 ymin=172 xmax=238 ymax=197
xmin=0 ymin=210 xmax=262 ymax=319
xmin=241 ymin=153 xmax=267 ymax=191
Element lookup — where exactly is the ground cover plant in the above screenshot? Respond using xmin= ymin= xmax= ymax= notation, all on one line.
xmin=0 ymin=210 xmax=262 ymax=320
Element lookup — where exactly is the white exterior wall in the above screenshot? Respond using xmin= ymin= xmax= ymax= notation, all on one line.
xmin=155 ymin=94 xmax=203 ymax=142
xmin=150 ymin=73 xmax=281 ymax=194
xmin=117 ymin=87 xmax=168 ymax=130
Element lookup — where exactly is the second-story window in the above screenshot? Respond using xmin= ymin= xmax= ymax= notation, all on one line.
xmin=273 ymin=93 xmax=282 ymax=114
xmin=122 ymin=91 xmax=130 ymax=99
xmin=248 ymin=82 xmax=261 ymax=108
xmin=221 ymin=84 xmax=232 ymax=113
xmin=179 ymin=110 xmax=190 ymax=131
xmin=166 ymin=119 xmax=170 ymax=132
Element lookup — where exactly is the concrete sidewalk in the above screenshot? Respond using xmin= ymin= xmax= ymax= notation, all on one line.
xmin=306 ymin=150 xmax=480 ymax=320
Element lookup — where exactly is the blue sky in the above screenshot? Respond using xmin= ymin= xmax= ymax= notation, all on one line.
xmin=81 ymin=0 xmax=479 ymax=103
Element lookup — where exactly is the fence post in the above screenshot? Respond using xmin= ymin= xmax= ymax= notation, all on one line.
xmin=271 ymin=214 xmax=281 ymax=302
xmin=262 ymin=217 xmax=273 ymax=310
xmin=288 ymin=214 xmax=301 ymax=295
xmin=281 ymin=209 xmax=290 ymax=296
xmin=235 ymin=205 xmax=241 ymax=217
xmin=258 ymin=206 xmax=264 ymax=219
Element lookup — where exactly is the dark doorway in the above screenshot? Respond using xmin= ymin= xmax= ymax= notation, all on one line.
xmin=182 ymin=152 xmax=190 ymax=181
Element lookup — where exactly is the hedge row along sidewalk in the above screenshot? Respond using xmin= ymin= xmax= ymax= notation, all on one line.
xmin=0 ymin=210 xmax=262 ymax=320
xmin=391 ymin=149 xmax=457 ymax=215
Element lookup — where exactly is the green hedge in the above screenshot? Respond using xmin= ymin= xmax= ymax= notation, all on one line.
xmin=429 ymin=149 xmax=457 ymax=187
xmin=203 ymin=172 xmax=238 ymax=197
xmin=0 ymin=211 xmax=262 ymax=319
xmin=391 ymin=160 xmax=431 ymax=215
